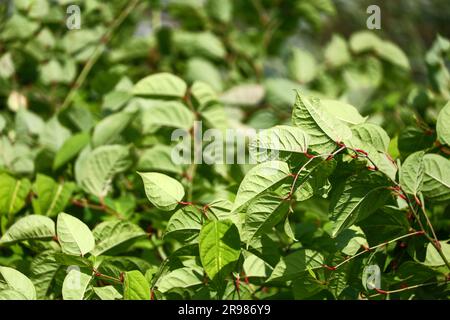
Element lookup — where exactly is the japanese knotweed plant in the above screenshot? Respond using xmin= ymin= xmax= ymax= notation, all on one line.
xmin=0 ymin=73 xmax=449 ymax=300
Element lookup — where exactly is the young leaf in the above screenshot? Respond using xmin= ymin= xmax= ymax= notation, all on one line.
xmin=132 ymin=72 xmax=187 ymax=98
xmin=62 ymin=269 xmax=92 ymax=300
xmin=123 ymin=270 xmax=150 ymax=300
xmin=0 ymin=266 xmax=36 ymax=300
xmin=400 ymin=151 xmax=425 ymax=196
xmin=198 ymin=220 xmax=241 ymax=282
xmin=0 ymin=215 xmax=55 ymax=245
xmin=57 ymin=212 xmax=95 ymax=256
xmin=138 ymin=172 xmax=185 ymax=211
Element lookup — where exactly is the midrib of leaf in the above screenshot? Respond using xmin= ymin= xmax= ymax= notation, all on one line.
xmin=8 ymin=180 xmax=21 ymax=216
xmin=47 ymin=183 xmax=63 ymax=216
xmin=215 ymin=222 xmax=222 ymax=277
xmin=62 ymin=219 xmax=83 ymax=256
xmin=425 ymin=171 xmax=450 ymax=189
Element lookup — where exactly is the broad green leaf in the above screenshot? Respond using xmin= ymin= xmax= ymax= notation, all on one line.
xmin=0 ymin=215 xmax=55 ymax=245
xmin=320 ymin=99 xmax=366 ymax=126
xmin=349 ymin=31 xmax=382 ymax=53
xmin=33 ymin=174 xmax=75 ymax=217
xmin=91 ymin=220 xmax=146 ymax=256
xmin=62 ymin=269 xmax=92 ymax=300
xmin=334 ymin=225 xmax=368 ymax=256
xmin=92 ymin=111 xmax=134 ymax=147
xmin=424 ymin=241 xmax=450 ymax=267
xmin=156 ymin=266 xmax=203 ymax=293
xmin=29 ymin=252 xmax=60 ymax=299
xmin=292 ymin=273 xmax=326 ymax=299
xmin=400 ymin=151 xmax=425 ymax=196
xmin=138 ymin=172 xmax=185 ymax=211
xmin=93 ymin=286 xmax=123 ymax=300
xmin=141 ymin=101 xmax=194 ymax=130
xmin=53 ymin=132 xmax=90 ymax=170
xmin=288 ymin=48 xmax=317 ymax=84
xmin=264 ymin=78 xmax=303 ymax=110
xmin=38 ymin=117 xmax=71 ymax=153
xmin=199 ymin=220 xmax=241 ymax=281
xmin=187 ymin=60 xmax=223 ymax=93
xmin=0 ymin=266 xmax=36 ymax=300
xmin=220 ymin=84 xmax=265 ymax=107
xmin=190 ymin=80 xmax=218 ymax=107
xmin=137 ymin=145 xmax=183 ymax=175
xmin=422 ymin=154 xmax=450 ymax=202
xmin=292 ymin=93 xmax=352 ymax=153
xmin=206 ymin=0 xmax=232 ymax=23
xmin=243 ymin=253 xmax=273 ymax=278
xmin=376 ymin=41 xmax=410 ymax=70
xmin=164 ymin=206 xmax=202 ymax=241
xmin=242 ymin=191 xmax=290 ymax=246
xmin=232 ymin=161 xmax=290 ymax=213
xmin=351 ymin=123 xmax=390 ymax=152
xmin=123 ymin=270 xmax=150 ymax=300
xmin=0 ymin=289 xmax=28 ymax=300
xmin=132 ymin=72 xmax=187 ymax=98
xmin=57 ymin=212 xmax=95 ymax=256
xmin=173 ymin=31 xmax=226 ymax=60
xmin=324 ymin=35 xmax=350 ymax=68
xmin=329 ymin=175 xmax=390 ymax=237
xmin=267 ymin=249 xmax=324 ymax=282
xmin=436 ymin=101 xmax=450 ymax=146
xmin=75 ymin=145 xmax=131 ymax=198
xmin=0 ymin=173 xmax=31 ymax=217
xmin=249 ymin=125 xmax=309 ymax=162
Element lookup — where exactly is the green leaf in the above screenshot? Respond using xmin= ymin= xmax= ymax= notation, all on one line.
xmin=292 ymin=92 xmax=352 ymax=153
xmin=33 ymin=174 xmax=75 ymax=217
xmin=0 ymin=173 xmax=31 ymax=218
xmin=376 ymin=41 xmax=410 ymax=70
xmin=206 ymin=0 xmax=232 ymax=23
xmin=436 ymin=101 xmax=450 ymax=146
xmin=156 ymin=267 xmax=203 ymax=293
xmin=242 ymin=191 xmax=290 ymax=246
xmin=324 ymin=35 xmax=350 ymax=68
xmin=329 ymin=175 xmax=390 ymax=237
xmin=57 ymin=212 xmax=95 ymax=256
xmin=288 ymin=48 xmax=317 ymax=84
xmin=29 ymin=252 xmax=60 ymax=299
xmin=91 ymin=220 xmax=146 ymax=256
xmin=0 ymin=266 xmax=36 ymax=300
xmin=137 ymin=145 xmax=183 ymax=175
xmin=132 ymin=72 xmax=187 ymax=98
xmin=249 ymin=125 xmax=310 ymax=162
xmin=138 ymin=172 xmax=185 ymax=211
xmin=141 ymin=101 xmax=194 ymax=130
xmin=320 ymin=99 xmax=366 ymax=126
xmin=75 ymin=145 xmax=131 ymax=198
xmin=220 ymin=84 xmax=264 ymax=107
xmin=424 ymin=241 xmax=450 ymax=267
xmin=267 ymin=249 xmax=324 ymax=282
xmin=93 ymin=286 xmax=123 ymax=300
xmin=334 ymin=225 xmax=368 ymax=256
xmin=422 ymin=154 xmax=450 ymax=202
xmin=53 ymin=132 xmax=90 ymax=171
xmin=232 ymin=161 xmax=290 ymax=213
xmin=123 ymin=270 xmax=150 ymax=300
xmin=351 ymin=123 xmax=390 ymax=152
xmin=0 ymin=215 xmax=55 ymax=245
xmin=199 ymin=220 xmax=241 ymax=282
xmin=92 ymin=111 xmax=134 ymax=147
xmin=62 ymin=269 xmax=92 ymax=300
xmin=400 ymin=151 xmax=425 ymax=196
xmin=165 ymin=206 xmax=202 ymax=241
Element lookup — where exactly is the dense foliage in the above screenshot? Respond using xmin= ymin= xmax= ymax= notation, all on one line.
xmin=0 ymin=0 xmax=449 ymax=300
